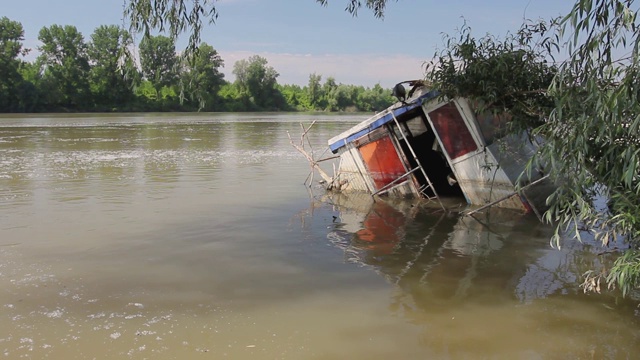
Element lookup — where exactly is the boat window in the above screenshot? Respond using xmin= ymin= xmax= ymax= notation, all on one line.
xmin=428 ymin=102 xmax=478 ymax=159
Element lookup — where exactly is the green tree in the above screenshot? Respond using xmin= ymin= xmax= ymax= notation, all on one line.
xmin=180 ymin=42 xmax=225 ymax=110
xmin=357 ymin=83 xmax=395 ymax=111
xmin=319 ymin=77 xmax=338 ymax=110
xmin=88 ymin=25 xmax=136 ymax=110
xmin=333 ymin=84 xmax=359 ymax=111
xmin=232 ymin=55 xmax=285 ymax=110
xmin=218 ymin=82 xmax=244 ymax=111
xmin=37 ymin=25 xmax=91 ymax=110
xmin=307 ymin=73 xmax=323 ymax=108
xmin=0 ymin=17 xmax=29 ymax=112
xmin=542 ymin=0 xmax=640 ymax=296
xmin=282 ymin=83 xmax=313 ymax=110
xmin=139 ymin=35 xmax=178 ymax=96
xmin=15 ymin=61 xmax=41 ymax=112
xmin=425 ymin=21 xmax=556 ymax=134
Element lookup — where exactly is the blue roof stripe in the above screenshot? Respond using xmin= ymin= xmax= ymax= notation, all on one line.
xmin=329 ymin=90 xmax=438 ymax=152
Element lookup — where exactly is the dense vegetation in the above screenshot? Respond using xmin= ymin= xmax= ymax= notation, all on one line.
xmin=0 ymin=18 xmax=395 ymax=113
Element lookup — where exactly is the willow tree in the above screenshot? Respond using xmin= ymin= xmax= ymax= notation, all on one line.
xmin=544 ymin=0 xmax=640 ymax=296
xmin=123 ymin=0 xmax=217 ymax=55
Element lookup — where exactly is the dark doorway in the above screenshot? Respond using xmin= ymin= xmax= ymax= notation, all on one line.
xmin=395 ymin=115 xmax=464 ymax=198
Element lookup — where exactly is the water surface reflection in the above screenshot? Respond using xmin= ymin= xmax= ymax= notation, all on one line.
xmin=318 ymin=192 xmax=640 ymax=358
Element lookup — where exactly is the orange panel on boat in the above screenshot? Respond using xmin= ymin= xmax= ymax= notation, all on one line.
xmin=358 ymin=136 xmax=406 ymax=190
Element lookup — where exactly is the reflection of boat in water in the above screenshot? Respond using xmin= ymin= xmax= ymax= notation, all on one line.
xmin=323 ymin=192 xmax=594 ymax=304
xmin=309 ymin=193 xmax=640 ymax=358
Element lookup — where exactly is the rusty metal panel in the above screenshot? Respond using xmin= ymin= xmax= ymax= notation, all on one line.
xmin=335 ymin=144 xmax=415 ymax=197
xmin=358 ymin=135 xmax=407 ymax=190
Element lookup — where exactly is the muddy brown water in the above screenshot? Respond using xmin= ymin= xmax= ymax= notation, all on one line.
xmin=0 ymin=113 xmax=638 ymax=359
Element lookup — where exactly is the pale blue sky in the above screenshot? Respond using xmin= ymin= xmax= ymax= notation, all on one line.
xmin=4 ymin=0 xmax=573 ymax=87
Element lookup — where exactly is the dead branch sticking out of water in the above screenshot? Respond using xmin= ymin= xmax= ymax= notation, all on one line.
xmin=287 ymin=121 xmax=334 ymax=188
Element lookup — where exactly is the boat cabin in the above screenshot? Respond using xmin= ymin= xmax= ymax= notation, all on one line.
xmin=326 ymin=81 xmax=553 ymax=216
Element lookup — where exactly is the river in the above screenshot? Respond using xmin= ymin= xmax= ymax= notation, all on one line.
xmin=0 ymin=113 xmax=638 ymax=359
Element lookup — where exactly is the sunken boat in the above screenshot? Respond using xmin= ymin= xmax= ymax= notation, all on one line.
xmin=323 ymin=80 xmax=554 ymax=216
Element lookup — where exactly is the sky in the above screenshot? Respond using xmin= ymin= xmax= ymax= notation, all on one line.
xmin=4 ymin=0 xmax=574 ymax=88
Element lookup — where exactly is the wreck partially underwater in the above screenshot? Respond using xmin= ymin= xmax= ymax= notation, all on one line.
xmin=310 ymin=80 xmax=554 ymax=217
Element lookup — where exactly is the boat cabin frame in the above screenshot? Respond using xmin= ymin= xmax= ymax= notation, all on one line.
xmin=326 ymin=83 xmax=553 ymax=215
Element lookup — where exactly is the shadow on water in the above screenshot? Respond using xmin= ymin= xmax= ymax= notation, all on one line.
xmin=304 ymin=191 xmax=640 ymax=358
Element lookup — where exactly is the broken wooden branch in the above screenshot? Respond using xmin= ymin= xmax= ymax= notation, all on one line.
xmin=287 ymin=121 xmax=334 ymax=186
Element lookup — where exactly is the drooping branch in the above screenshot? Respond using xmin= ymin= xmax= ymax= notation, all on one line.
xmin=123 ymin=0 xmax=219 ymax=55
xmin=315 ymin=0 xmax=395 ymax=18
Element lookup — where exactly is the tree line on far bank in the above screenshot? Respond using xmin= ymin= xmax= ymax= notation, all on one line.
xmin=0 ymin=17 xmax=396 ymax=113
